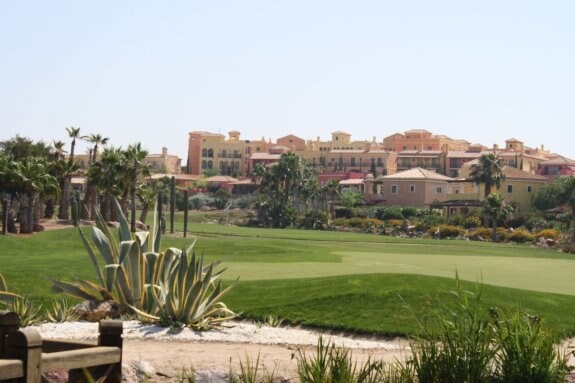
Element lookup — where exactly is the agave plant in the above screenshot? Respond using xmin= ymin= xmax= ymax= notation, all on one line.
xmin=0 ymin=274 xmax=42 ymax=326
xmin=52 ymin=198 xmax=237 ymax=329
xmin=0 ymin=273 xmax=21 ymax=308
xmin=46 ymin=298 xmax=80 ymax=323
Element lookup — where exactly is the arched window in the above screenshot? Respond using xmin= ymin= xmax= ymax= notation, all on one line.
xmin=208 ymin=160 xmax=213 ymax=169
xmin=350 ymin=158 xmax=356 ymax=167
xmin=207 ymin=149 xmax=214 ymax=158
xmin=222 ymin=150 xmax=227 ymax=158
xmin=201 ymin=160 xmax=207 ymax=169
xmin=202 ymin=149 xmax=208 ymax=157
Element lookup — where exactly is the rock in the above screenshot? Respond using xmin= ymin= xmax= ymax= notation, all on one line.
xmin=546 ymin=238 xmax=556 ymax=246
xmin=127 ymin=360 xmax=156 ymax=380
xmin=42 ymin=370 xmax=68 ymax=383
xmin=196 ymin=368 xmax=229 ymax=383
xmin=73 ymin=300 xmax=122 ymax=322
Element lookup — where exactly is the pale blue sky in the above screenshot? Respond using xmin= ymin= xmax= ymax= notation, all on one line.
xmin=1 ymin=1 xmax=573 ymax=160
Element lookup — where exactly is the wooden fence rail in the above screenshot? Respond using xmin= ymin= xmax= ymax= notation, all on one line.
xmin=0 ymin=310 xmax=123 ymax=383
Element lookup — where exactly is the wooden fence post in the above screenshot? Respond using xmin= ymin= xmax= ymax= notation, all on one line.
xmin=183 ymin=190 xmax=189 ymax=238
xmin=5 ymin=329 xmax=43 ymax=383
xmin=98 ymin=320 xmax=123 ymax=383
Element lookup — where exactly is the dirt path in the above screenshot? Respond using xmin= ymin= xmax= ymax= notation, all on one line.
xmin=122 ymin=339 xmax=411 ymax=382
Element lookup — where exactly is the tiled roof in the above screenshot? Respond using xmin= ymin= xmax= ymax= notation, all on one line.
xmin=405 ymin=129 xmax=431 ymax=134
xmin=340 ymin=179 xmax=365 ymax=185
xmin=502 ymin=166 xmax=547 ymax=181
xmin=205 ymin=176 xmax=239 ymax=182
xmin=540 ymin=156 xmax=575 ymax=166
xmin=382 ymin=167 xmax=455 ymax=181
xmin=250 ymin=153 xmax=282 ymax=160
xmin=330 ymin=149 xmax=366 ymax=154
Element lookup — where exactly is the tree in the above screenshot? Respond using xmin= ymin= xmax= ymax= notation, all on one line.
xmin=370 ymin=158 xmax=378 ymax=177
xmin=483 ymin=193 xmax=512 ymax=242
xmin=11 ymin=157 xmax=60 ymax=233
xmin=322 ymin=179 xmax=341 ymax=219
xmin=81 ymin=133 xmax=110 ymax=219
xmin=470 ymin=154 xmax=505 ymax=198
xmin=0 ymin=135 xmax=50 ymax=161
xmin=340 ymin=190 xmax=364 ymax=209
xmin=65 ymin=126 xmax=81 ymax=164
xmin=555 ymin=176 xmax=575 ymax=243
xmin=121 ymin=143 xmax=150 ymax=231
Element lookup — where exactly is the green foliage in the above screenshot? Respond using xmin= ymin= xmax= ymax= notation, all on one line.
xmin=52 ymin=198 xmax=236 ymax=329
xmin=400 ymin=207 xmax=418 ymax=219
xmin=409 ymin=277 xmax=495 ymax=383
xmin=375 ymin=206 xmax=404 ymax=220
xmin=190 ymin=193 xmax=215 ymax=210
xmin=10 ymin=296 xmax=43 ymax=327
xmin=468 ymin=228 xmax=492 ymax=241
xmin=508 ymin=228 xmax=536 ymax=243
xmin=463 ymin=215 xmax=482 ymax=229
xmin=299 ymin=209 xmax=328 ymax=230
xmin=406 ymin=276 xmax=569 ymax=383
xmin=430 ymin=225 xmax=464 ymax=239
xmin=339 ymin=191 xmax=364 ymax=209
xmin=334 ymin=207 xmax=353 ymax=219
xmin=294 ymin=336 xmax=382 ymax=383
xmin=490 ymin=309 xmax=569 ymax=383
xmin=46 ymin=298 xmax=79 ymax=323
xmin=0 ymin=273 xmax=42 ymax=326
xmin=214 ymin=188 xmax=232 ymax=209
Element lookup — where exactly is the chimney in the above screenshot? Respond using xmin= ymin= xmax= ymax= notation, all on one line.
xmin=493 ymin=144 xmax=499 ymax=153
xmin=162 ymin=147 xmax=168 ymax=157
xmin=372 ymin=136 xmax=376 ymax=143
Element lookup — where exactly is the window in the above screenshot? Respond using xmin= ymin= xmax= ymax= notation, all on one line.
xmin=201 ymin=160 xmax=207 ymax=169
xmin=207 ymin=160 xmax=213 ymax=169
xmin=350 ymin=158 xmax=356 ymax=166
xmin=428 ymin=146 xmax=433 ymax=150
xmin=202 ymin=149 xmax=207 ymax=157
xmin=377 ymin=158 xmax=383 ymax=167
xmin=527 ymin=185 xmax=532 ymax=193
xmin=402 ymin=146 xmax=407 ymax=150
xmin=410 ymin=185 xmax=416 ymax=193
xmin=391 ymin=185 xmax=398 ymax=194
xmin=507 ymin=184 xmax=513 ymax=193
xmin=221 ymin=150 xmax=227 ymax=158
xmin=207 ymin=149 xmax=214 ymax=158
xmin=436 ymin=187 xmax=443 ymax=194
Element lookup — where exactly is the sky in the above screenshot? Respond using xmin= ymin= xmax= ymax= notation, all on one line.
xmin=1 ymin=1 xmax=574 ymax=160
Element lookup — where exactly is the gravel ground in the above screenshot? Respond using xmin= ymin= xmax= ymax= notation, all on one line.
xmin=28 ymin=320 xmax=411 ymax=382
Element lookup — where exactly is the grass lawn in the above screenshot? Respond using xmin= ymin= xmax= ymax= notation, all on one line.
xmin=2 ymin=223 xmax=575 ymax=336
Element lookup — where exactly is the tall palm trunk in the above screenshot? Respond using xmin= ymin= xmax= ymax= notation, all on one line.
xmin=58 ymin=177 xmax=71 ymax=220
xmin=491 ymin=214 xmax=498 ymax=242
xmin=34 ymin=195 xmax=45 ymax=230
xmin=18 ymin=192 xmax=36 ymax=234
xmin=81 ymin=182 xmax=97 ymax=220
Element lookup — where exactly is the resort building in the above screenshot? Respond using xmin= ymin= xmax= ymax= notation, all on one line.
xmin=536 ymin=155 xmax=575 ymax=179
xmin=365 ymin=167 xmax=454 ymax=207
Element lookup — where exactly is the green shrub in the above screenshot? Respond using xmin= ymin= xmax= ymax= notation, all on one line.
xmin=376 ymin=206 xmax=404 ymax=220
xmin=190 ymin=193 xmax=214 ymax=210
xmin=0 ymin=273 xmax=42 ymax=326
xmin=299 ymin=209 xmax=328 ymax=230
xmin=386 ymin=219 xmax=404 ymax=228
xmin=536 ymin=229 xmax=560 ymax=240
xmin=430 ymin=224 xmax=464 ymax=239
xmin=508 ymin=228 xmax=535 ymax=243
xmin=409 ymin=276 xmax=494 ymax=383
xmin=335 ymin=207 xmax=353 ymax=219
xmin=463 ymin=215 xmax=482 ymax=229
xmin=490 ymin=309 xmax=569 ymax=383
xmin=401 ymin=207 xmax=418 ymax=218
xmin=332 ymin=218 xmax=348 ymax=227
xmin=448 ymin=214 xmax=466 ymax=227
xmin=468 ymin=228 xmax=492 ymax=241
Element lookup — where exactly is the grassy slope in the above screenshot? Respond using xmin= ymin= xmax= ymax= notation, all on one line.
xmin=1 ymin=224 xmax=575 ymax=336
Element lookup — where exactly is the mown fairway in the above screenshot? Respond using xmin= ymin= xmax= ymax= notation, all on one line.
xmin=2 ymin=223 xmax=575 ymax=336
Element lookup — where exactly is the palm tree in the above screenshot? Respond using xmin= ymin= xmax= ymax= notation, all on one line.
xmin=88 ymin=147 xmax=124 ymax=221
xmin=81 ymin=133 xmax=109 ymax=219
xmin=12 ymin=158 xmax=60 ymax=233
xmin=65 ymin=127 xmax=81 ymax=164
xmin=483 ymin=193 xmax=513 ymax=242
xmin=136 ymin=183 xmax=156 ymax=224
xmin=556 ymin=176 xmax=575 ymax=243
xmin=322 ymin=179 xmax=341 ymax=220
xmin=121 ymin=143 xmax=150 ymax=231
xmin=470 ymin=154 xmax=505 ymax=198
